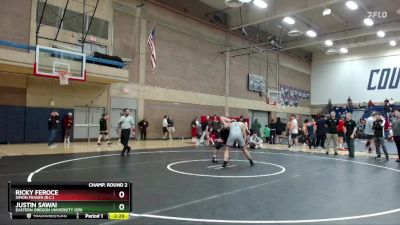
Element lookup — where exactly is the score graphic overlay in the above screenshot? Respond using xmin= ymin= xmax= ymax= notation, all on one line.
xmin=8 ymin=182 xmax=132 ymax=220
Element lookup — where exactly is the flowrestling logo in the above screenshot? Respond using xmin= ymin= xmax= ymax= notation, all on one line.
xmin=367 ymin=67 xmax=400 ymax=90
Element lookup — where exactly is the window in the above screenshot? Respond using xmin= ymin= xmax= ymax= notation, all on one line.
xmin=36 ymin=1 xmax=109 ymax=40
xmin=87 ymin=16 xmax=109 ymax=40
xmin=36 ymin=2 xmax=61 ymax=27
xmin=63 ymin=9 xmax=84 ymax=34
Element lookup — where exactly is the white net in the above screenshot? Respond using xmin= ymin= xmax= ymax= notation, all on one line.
xmin=58 ymin=71 xmax=71 ymax=85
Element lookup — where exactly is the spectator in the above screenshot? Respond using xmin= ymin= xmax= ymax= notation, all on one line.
xmin=251 ymin=118 xmax=261 ymax=137
xmin=48 ymin=111 xmax=59 ymax=149
xmin=364 ymin=114 xmax=375 ymax=154
xmin=316 ymin=114 xmax=327 ymax=149
xmin=191 ymin=117 xmax=198 ymax=144
xmin=392 ymin=108 xmax=400 ymax=162
xmin=249 ymin=131 xmax=263 ymax=149
xmin=337 ymin=116 xmax=346 ymax=149
xmin=347 ymin=96 xmax=353 ymax=109
xmin=162 ymin=115 xmax=168 ymax=140
xmin=138 ymin=118 xmax=149 ymax=140
xmin=264 ymin=125 xmax=270 ymax=143
xmin=200 ymin=116 xmax=210 ymax=144
xmin=384 ymin=99 xmax=391 ymax=119
xmin=368 ymin=100 xmax=375 ymax=109
xmin=276 ymin=117 xmax=285 ymax=144
xmin=289 ymin=115 xmax=299 ymax=149
xmin=63 ymin=112 xmax=73 ymax=143
xmin=389 ymin=98 xmax=395 ymax=110
xmin=373 ymin=113 xmax=389 ymax=160
xmin=210 ymin=115 xmax=220 ymax=137
xmin=269 ymin=119 xmax=276 ymax=144
xmin=305 ymin=118 xmax=316 ymax=149
xmin=98 ymin=113 xmax=111 ymax=145
xmin=167 ymin=116 xmax=175 ymax=140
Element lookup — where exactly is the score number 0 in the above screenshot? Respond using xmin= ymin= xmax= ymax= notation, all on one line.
xmin=118 ymin=191 xmax=125 ymax=211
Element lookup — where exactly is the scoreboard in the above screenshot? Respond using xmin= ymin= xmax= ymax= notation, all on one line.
xmin=8 ymin=182 xmax=132 ymax=220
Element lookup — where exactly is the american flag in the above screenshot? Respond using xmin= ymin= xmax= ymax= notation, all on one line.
xmin=147 ymin=25 xmax=157 ymax=73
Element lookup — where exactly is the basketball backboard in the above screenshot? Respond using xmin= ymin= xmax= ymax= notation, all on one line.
xmin=34 ymin=45 xmax=86 ymax=81
xmin=267 ymin=90 xmax=281 ymax=105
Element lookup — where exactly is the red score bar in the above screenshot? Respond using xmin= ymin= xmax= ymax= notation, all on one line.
xmin=15 ymin=189 xmax=129 ymax=201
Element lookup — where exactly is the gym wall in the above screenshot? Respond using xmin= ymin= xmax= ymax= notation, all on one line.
xmin=0 ymin=0 xmax=31 ymax=48
xmin=144 ymin=100 xmax=225 ymax=139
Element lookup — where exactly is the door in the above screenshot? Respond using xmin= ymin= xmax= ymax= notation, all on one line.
xmin=73 ymin=107 xmax=89 ymax=139
xmin=73 ymin=107 xmax=105 ymax=140
xmin=251 ymin=111 xmax=269 ymax=138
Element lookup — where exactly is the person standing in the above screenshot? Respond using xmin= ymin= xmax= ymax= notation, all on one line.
xmin=325 ymin=111 xmax=339 ymax=155
xmin=48 ymin=111 xmax=59 ymax=149
xmin=162 ymin=115 xmax=168 ymax=140
xmin=167 ymin=116 xmax=175 ymax=140
xmin=251 ymin=118 xmax=261 ymax=137
xmin=345 ymin=113 xmax=357 ymax=158
xmin=269 ymin=119 xmax=276 ymax=145
xmin=210 ymin=115 xmax=220 ymax=139
xmin=119 ymin=108 xmax=135 ymax=156
xmin=289 ymin=115 xmax=299 ymax=150
xmin=63 ymin=112 xmax=73 ymax=143
xmin=264 ymin=125 xmax=270 ymax=143
xmin=337 ymin=116 xmax=346 ymax=149
xmin=98 ymin=113 xmax=111 ymax=145
xmin=364 ymin=114 xmax=375 ymax=155
xmin=305 ymin=118 xmax=316 ymax=149
xmin=191 ymin=117 xmax=198 ymax=144
xmin=392 ymin=108 xmax=400 ymax=162
xmin=138 ymin=118 xmax=149 ymax=140
xmin=275 ymin=117 xmax=285 ymax=144
xmin=373 ymin=113 xmax=389 ymax=160
xmin=316 ymin=114 xmax=327 ymax=149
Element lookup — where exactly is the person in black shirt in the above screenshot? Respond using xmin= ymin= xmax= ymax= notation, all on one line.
xmin=345 ymin=113 xmax=357 ymax=158
xmin=138 ymin=118 xmax=149 ymax=140
xmin=325 ymin=111 xmax=339 ymax=155
xmin=48 ymin=111 xmax=59 ymax=149
xmin=373 ymin=113 xmax=389 ymax=160
xmin=316 ymin=115 xmax=327 ymax=149
xmin=275 ymin=117 xmax=285 ymax=144
xmin=98 ymin=113 xmax=111 ymax=145
xmin=269 ymin=119 xmax=277 ymax=145
xmin=167 ymin=116 xmax=175 ymax=140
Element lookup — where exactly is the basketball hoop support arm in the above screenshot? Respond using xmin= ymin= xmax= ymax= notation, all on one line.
xmin=54 ymin=0 xmax=70 ymax=41
xmin=83 ymin=0 xmax=100 ymax=43
xmin=35 ymin=0 xmax=48 ymax=46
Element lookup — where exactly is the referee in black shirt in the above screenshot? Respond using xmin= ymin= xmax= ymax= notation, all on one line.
xmin=325 ymin=111 xmax=339 ymax=155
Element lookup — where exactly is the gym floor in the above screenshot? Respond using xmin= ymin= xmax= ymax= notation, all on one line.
xmin=1 ymin=144 xmax=399 ymax=225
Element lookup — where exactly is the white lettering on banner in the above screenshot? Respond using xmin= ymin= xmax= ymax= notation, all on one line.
xmin=311 ymin=54 xmax=400 ymax=105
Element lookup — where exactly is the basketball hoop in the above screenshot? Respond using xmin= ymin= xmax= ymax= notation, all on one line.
xmin=58 ymin=71 xmax=71 ymax=85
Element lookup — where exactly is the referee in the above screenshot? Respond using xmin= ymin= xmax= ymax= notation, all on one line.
xmin=119 ymin=108 xmax=135 ymax=156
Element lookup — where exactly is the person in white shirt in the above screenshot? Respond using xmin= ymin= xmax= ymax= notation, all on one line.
xmin=289 ymin=115 xmax=299 ymax=149
xmin=118 ymin=108 xmax=135 ymax=156
xmin=249 ymin=132 xmax=263 ymax=149
xmin=162 ymin=115 xmax=168 ymax=140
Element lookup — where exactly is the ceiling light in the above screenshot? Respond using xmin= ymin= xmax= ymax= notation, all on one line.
xmin=323 ymin=8 xmax=331 ymax=16
xmin=306 ymin=30 xmax=317 ymax=38
xmin=253 ymin=0 xmax=268 ymax=8
xmin=346 ymin=1 xmax=358 ymax=10
xmin=283 ymin=17 xmax=295 ymax=25
xmin=377 ymin=31 xmax=385 ymax=37
xmin=324 ymin=40 xmax=333 ymax=46
xmin=389 ymin=40 xmax=397 ymax=46
xmin=239 ymin=0 xmax=252 ymax=3
xmin=363 ymin=18 xmax=374 ymax=26
xmin=340 ymin=48 xmax=348 ymax=54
